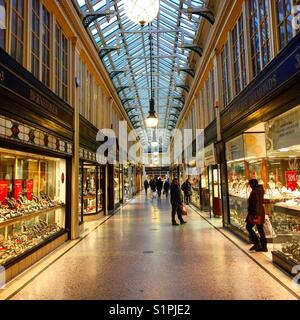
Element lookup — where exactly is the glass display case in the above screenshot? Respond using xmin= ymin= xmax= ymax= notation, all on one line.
xmin=79 ymin=162 xmax=104 ymax=217
xmin=79 ymin=164 xmax=82 ymax=223
xmin=226 ymin=132 xmax=267 ymax=232
xmin=82 ymin=164 xmax=97 ymax=215
xmin=0 ymin=148 xmax=66 ymax=266
xmin=97 ymin=166 xmax=104 ymax=213
xmin=200 ymin=169 xmax=210 ymax=211
xmin=114 ymin=165 xmax=120 ymax=206
xmin=265 ymin=106 xmax=300 ymax=272
xmin=191 ymin=175 xmax=201 ymax=208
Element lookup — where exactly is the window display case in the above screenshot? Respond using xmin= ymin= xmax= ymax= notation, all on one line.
xmin=200 ymin=169 xmax=210 ymax=211
xmin=0 ymin=148 xmax=66 ymax=266
xmin=79 ymin=162 xmax=104 ymax=217
xmin=264 ymin=105 xmax=300 ymax=273
xmin=226 ymin=132 xmax=267 ymax=233
xmin=191 ymin=175 xmax=201 ymax=208
xmin=114 ymin=165 xmax=121 ymax=206
xmin=82 ymin=164 xmax=97 ymax=215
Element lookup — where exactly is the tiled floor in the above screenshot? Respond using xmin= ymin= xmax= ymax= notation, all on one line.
xmin=10 ymin=194 xmax=298 ymax=300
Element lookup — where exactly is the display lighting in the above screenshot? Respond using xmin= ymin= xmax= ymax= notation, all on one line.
xmin=124 ymin=0 xmax=160 ymax=26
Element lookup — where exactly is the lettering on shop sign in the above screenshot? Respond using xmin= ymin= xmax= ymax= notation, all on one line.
xmin=29 ymin=89 xmax=58 ymax=116
xmin=0 ymin=69 xmax=4 ymax=82
xmin=296 ymin=54 xmax=300 ymax=69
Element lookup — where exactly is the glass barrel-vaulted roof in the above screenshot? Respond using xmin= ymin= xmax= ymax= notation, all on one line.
xmin=75 ymin=0 xmax=206 ymax=151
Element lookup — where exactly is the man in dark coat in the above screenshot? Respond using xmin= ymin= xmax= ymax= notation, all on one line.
xmin=144 ymin=179 xmax=149 ymax=196
xmin=163 ymin=179 xmax=170 ymax=198
xmin=245 ymin=179 xmax=267 ymax=252
xmin=156 ymin=177 xmax=163 ymax=197
xmin=181 ymin=177 xmax=192 ymax=205
xmin=170 ymin=178 xmax=187 ymax=226
xmin=149 ymin=178 xmax=157 ymax=198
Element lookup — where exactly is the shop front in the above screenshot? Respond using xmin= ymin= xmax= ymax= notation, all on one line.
xmin=108 ymin=163 xmax=123 ymax=212
xmin=218 ymin=31 xmax=300 ymax=275
xmin=0 ymin=48 xmax=73 ymax=281
xmin=124 ymin=164 xmax=136 ymax=203
xmin=78 ymin=157 xmax=105 ymax=222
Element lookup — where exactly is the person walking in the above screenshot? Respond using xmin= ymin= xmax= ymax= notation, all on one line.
xmin=156 ymin=177 xmax=163 ymax=198
xmin=163 ymin=179 xmax=170 ymax=198
xmin=170 ymin=178 xmax=187 ymax=226
xmin=149 ymin=178 xmax=157 ymax=199
xmin=181 ymin=177 xmax=192 ymax=205
xmin=144 ymin=179 xmax=149 ymax=196
xmin=245 ymin=179 xmax=267 ymax=252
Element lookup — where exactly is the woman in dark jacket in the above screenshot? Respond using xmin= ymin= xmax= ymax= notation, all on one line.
xmin=181 ymin=178 xmax=192 ymax=205
xmin=245 ymin=179 xmax=267 ymax=252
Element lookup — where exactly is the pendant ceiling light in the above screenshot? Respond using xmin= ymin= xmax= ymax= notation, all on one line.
xmin=124 ymin=0 xmax=159 ymax=26
xmin=145 ymin=33 xmax=158 ymax=128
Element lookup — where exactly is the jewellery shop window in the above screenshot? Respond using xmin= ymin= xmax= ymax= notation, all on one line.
xmin=114 ymin=165 xmax=120 ymax=206
xmin=0 ymin=148 xmax=66 ymax=266
xmin=82 ymin=163 xmax=97 ymax=215
xmin=265 ymin=105 xmax=300 ymax=266
xmin=226 ymin=132 xmax=267 ymax=233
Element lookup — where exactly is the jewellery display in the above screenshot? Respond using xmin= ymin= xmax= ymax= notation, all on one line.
xmin=0 ymin=218 xmax=62 ymax=265
xmin=191 ymin=176 xmax=201 ymax=208
xmin=0 ymin=147 xmax=66 ymax=266
xmin=0 ymin=192 xmax=64 ymax=223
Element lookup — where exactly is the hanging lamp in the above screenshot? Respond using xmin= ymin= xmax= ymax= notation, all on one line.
xmin=124 ymin=0 xmax=159 ymax=26
xmin=145 ymin=33 xmax=158 ymax=128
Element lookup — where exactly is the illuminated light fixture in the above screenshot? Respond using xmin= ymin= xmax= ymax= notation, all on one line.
xmin=151 ymin=141 xmax=159 ymax=148
xmin=153 ymin=151 xmax=159 ymax=156
xmin=279 ymin=148 xmax=289 ymax=152
xmin=145 ymin=33 xmax=158 ymax=128
xmin=124 ymin=0 xmax=159 ymax=26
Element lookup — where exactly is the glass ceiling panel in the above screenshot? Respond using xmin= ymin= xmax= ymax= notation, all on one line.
xmin=75 ymin=0 xmax=207 ymax=151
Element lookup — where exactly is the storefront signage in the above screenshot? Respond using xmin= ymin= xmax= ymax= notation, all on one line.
xmin=226 ymin=136 xmax=244 ymax=161
xmin=270 ymin=107 xmax=300 ymax=150
xmin=222 ymin=41 xmax=300 ymax=127
xmin=25 ymin=180 xmax=33 ymax=200
xmin=285 ymin=170 xmax=298 ymax=191
xmin=13 ymin=180 xmax=23 ymax=200
xmin=29 ymin=90 xmax=58 ymax=116
xmin=0 ymin=180 xmax=8 ymax=204
xmin=204 ymin=144 xmax=216 ymax=166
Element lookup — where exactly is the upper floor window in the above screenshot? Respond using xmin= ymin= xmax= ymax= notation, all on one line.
xmin=221 ymin=42 xmax=231 ymax=108
xmin=31 ymin=0 xmax=40 ymax=79
xmin=231 ymin=15 xmax=247 ymax=96
xmin=42 ymin=5 xmax=51 ymax=87
xmin=276 ymin=0 xmax=300 ymax=50
xmin=249 ymin=0 xmax=271 ymax=78
xmin=55 ymin=24 xmax=68 ymax=102
xmin=11 ymin=0 xmax=25 ymax=64
xmin=0 ymin=0 xmax=7 ymax=50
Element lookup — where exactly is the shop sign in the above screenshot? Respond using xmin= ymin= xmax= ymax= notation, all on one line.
xmin=13 ymin=180 xmax=23 ymax=200
xmin=285 ymin=170 xmax=298 ymax=191
xmin=226 ymin=136 xmax=244 ymax=161
xmin=204 ymin=144 xmax=216 ymax=166
xmin=269 ymin=107 xmax=300 ymax=150
xmin=29 ymin=90 xmax=58 ymax=116
xmin=25 ymin=180 xmax=33 ymax=200
xmin=0 ymin=180 xmax=8 ymax=204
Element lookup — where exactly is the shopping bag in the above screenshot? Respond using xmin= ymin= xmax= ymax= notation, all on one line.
xmin=181 ymin=205 xmax=187 ymax=216
xmin=263 ymin=215 xmax=276 ymax=238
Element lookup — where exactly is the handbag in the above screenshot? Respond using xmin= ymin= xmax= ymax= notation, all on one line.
xmin=247 ymin=214 xmax=263 ymax=225
xmin=181 ymin=205 xmax=187 ymax=216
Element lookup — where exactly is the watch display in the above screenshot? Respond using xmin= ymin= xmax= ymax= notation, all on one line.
xmin=0 ymin=148 xmax=66 ymax=266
